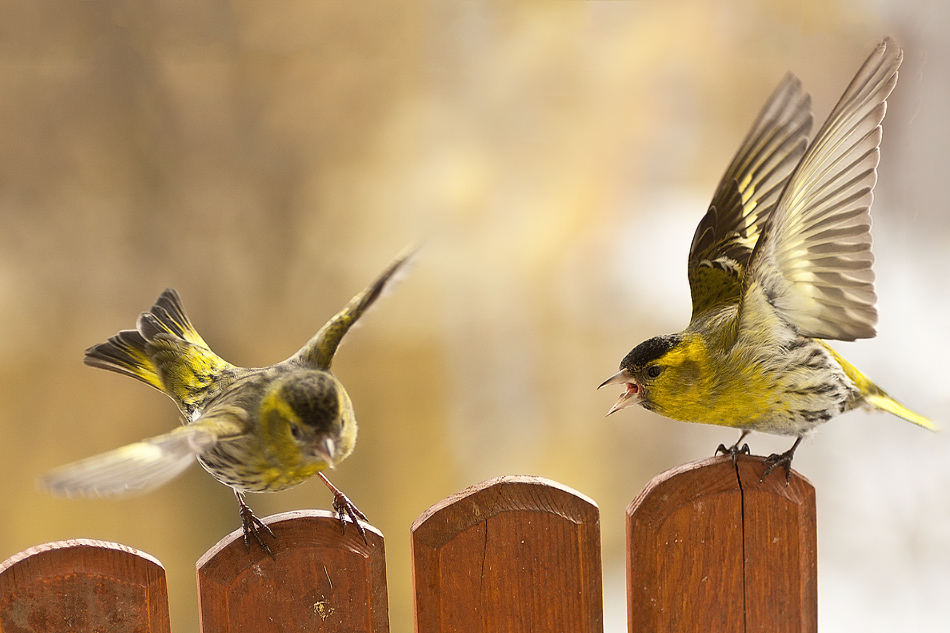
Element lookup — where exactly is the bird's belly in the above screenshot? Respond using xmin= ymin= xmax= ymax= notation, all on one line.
xmin=669 ymin=340 xmax=856 ymax=436
xmin=196 ymin=438 xmax=325 ymax=493
xmin=725 ymin=350 xmax=854 ymax=435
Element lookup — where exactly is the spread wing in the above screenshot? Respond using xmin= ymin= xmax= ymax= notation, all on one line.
xmin=688 ymin=74 xmax=813 ymax=320
xmin=292 ymin=245 xmax=417 ymax=370
xmin=39 ymin=409 xmax=248 ymax=498
xmin=39 ymin=425 xmax=218 ymax=497
xmin=745 ymin=37 xmax=901 ymax=341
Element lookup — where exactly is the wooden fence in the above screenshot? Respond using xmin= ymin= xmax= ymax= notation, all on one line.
xmin=0 ymin=455 xmax=816 ymax=632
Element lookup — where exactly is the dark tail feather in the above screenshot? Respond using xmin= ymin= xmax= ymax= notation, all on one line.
xmin=83 ymin=289 xmax=204 ymax=391
xmin=84 ymin=329 xmax=164 ymax=390
xmin=139 ymin=289 xmax=210 ymax=348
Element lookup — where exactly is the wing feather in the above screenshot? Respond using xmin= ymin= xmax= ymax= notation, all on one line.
xmin=688 ymin=74 xmax=813 ymax=319
xmin=746 ymin=38 xmax=902 ymax=341
xmin=40 ymin=426 xmax=217 ymax=498
xmin=39 ymin=408 xmax=248 ymax=498
xmin=292 ymin=245 xmax=418 ymax=370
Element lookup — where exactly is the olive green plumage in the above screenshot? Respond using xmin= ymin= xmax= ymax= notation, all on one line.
xmin=42 ymin=248 xmax=415 ymax=550
xmin=601 ymin=38 xmax=935 ymax=480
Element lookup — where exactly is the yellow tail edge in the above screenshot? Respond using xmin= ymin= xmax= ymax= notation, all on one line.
xmin=865 ymin=393 xmax=938 ymax=432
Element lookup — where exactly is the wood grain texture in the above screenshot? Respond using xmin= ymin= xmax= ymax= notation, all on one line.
xmin=411 ymin=475 xmax=603 ymax=633
xmin=627 ymin=457 xmax=744 ymax=633
xmin=197 ymin=510 xmax=388 ymax=633
xmin=626 ymin=455 xmax=816 ymax=633
xmin=738 ymin=457 xmax=817 ymax=633
xmin=0 ymin=539 xmax=170 ymax=633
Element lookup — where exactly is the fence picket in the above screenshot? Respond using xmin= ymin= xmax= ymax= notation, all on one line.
xmin=626 ymin=455 xmax=817 ymax=633
xmin=410 ymin=475 xmax=603 ymax=633
xmin=196 ymin=510 xmax=388 ymax=633
xmin=2 ymin=463 xmax=820 ymax=632
xmin=0 ymin=539 xmax=170 ymax=633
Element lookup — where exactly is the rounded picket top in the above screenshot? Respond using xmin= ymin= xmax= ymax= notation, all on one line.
xmin=0 ymin=538 xmax=170 ymax=633
xmin=411 ymin=475 xmax=603 ymax=633
xmin=197 ymin=509 xmax=388 ymax=633
xmin=627 ymin=455 xmax=816 ymax=633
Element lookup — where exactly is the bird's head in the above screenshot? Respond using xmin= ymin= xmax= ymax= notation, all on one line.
xmin=599 ymin=333 xmax=703 ymax=417
xmin=263 ymin=370 xmax=354 ymax=467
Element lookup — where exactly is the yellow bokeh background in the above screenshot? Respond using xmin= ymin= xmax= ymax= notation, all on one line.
xmin=2 ymin=2 xmax=948 ymax=632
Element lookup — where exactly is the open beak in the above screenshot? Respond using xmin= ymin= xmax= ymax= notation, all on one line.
xmin=598 ymin=369 xmax=641 ymax=416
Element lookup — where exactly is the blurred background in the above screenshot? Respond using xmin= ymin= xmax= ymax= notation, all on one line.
xmin=2 ymin=1 xmax=948 ymax=631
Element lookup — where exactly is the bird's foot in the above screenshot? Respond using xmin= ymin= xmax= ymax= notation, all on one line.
xmin=319 ymin=472 xmax=368 ymax=544
xmin=332 ymin=490 xmax=368 ymax=543
xmin=760 ymin=451 xmax=794 ymax=485
xmin=236 ymin=492 xmax=276 ymax=559
xmin=760 ymin=436 xmax=803 ymax=486
xmin=715 ymin=442 xmax=751 ymax=465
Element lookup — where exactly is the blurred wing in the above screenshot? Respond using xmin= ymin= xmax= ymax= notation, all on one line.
xmin=40 ymin=426 xmax=217 ymax=498
xmin=293 ymin=245 xmax=419 ymax=369
xmin=746 ymin=38 xmax=902 ymax=341
xmin=688 ymin=74 xmax=812 ymax=319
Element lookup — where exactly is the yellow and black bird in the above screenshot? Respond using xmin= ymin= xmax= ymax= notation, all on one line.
xmin=600 ymin=38 xmax=935 ymax=481
xmin=42 ymin=248 xmax=415 ymax=553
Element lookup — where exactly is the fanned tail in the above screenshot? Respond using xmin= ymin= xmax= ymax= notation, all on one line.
xmin=84 ymin=289 xmax=208 ymax=391
xmin=84 ymin=289 xmax=236 ymax=416
xmin=138 ymin=289 xmax=211 ymax=348
xmin=84 ymin=328 xmax=164 ymax=391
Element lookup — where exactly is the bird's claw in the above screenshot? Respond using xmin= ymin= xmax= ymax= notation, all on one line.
xmin=715 ymin=442 xmax=751 ymax=465
xmin=761 ymin=451 xmax=794 ymax=486
xmin=318 ymin=472 xmax=368 ymax=544
xmin=760 ymin=436 xmax=802 ymax=486
xmin=237 ymin=495 xmax=276 ymax=559
xmin=332 ymin=490 xmax=368 ymax=544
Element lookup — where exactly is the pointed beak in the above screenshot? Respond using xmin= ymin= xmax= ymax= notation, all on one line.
xmin=312 ymin=437 xmax=337 ymax=469
xmin=598 ymin=368 xmax=641 ymax=416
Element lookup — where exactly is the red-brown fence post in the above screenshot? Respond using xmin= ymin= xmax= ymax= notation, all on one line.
xmin=411 ymin=475 xmax=603 ymax=633
xmin=197 ymin=509 xmax=388 ymax=633
xmin=626 ymin=455 xmax=817 ymax=633
xmin=0 ymin=539 xmax=170 ymax=633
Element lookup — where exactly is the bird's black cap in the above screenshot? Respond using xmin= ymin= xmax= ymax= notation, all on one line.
xmin=281 ymin=371 xmax=340 ymax=431
xmin=620 ymin=334 xmax=681 ymax=370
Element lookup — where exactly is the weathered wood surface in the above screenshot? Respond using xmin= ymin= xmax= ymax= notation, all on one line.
xmin=197 ymin=510 xmax=388 ymax=633
xmin=0 ymin=539 xmax=170 ymax=633
xmin=627 ymin=455 xmax=817 ymax=633
xmin=411 ymin=475 xmax=603 ymax=633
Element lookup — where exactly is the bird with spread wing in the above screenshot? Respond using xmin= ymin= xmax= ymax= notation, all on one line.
xmin=600 ymin=38 xmax=935 ymax=481
xmin=42 ymin=248 xmax=415 ymax=554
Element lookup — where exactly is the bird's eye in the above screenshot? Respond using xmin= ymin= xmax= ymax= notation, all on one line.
xmin=290 ymin=425 xmax=304 ymax=440
xmin=647 ymin=365 xmax=663 ymax=379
